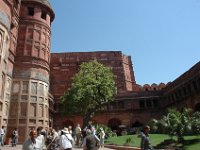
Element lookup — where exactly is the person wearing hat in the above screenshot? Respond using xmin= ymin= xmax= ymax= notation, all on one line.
xmin=59 ymin=128 xmax=74 ymax=150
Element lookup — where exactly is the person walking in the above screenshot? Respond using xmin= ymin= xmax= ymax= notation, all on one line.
xmin=35 ymin=127 xmax=46 ymax=150
xmin=0 ymin=126 xmax=5 ymax=146
xmin=68 ymin=126 xmax=73 ymax=135
xmin=84 ymin=129 xmax=99 ymax=150
xmin=75 ymin=124 xmax=82 ymax=146
xmin=22 ymin=129 xmax=38 ymax=150
xmin=46 ymin=129 xmax=54 ymax=150
xmin=11 ymin=128 xmax=18 ymax=147
xmin=99 ymin=128 xmax=105 ymax=148
xmin=46 ymin=128 xmax=59 ymax=150
xmin=140 ymin=125 xmax=153 ymax=150
xmin=59 ymin=128 xmax=74 ymax=150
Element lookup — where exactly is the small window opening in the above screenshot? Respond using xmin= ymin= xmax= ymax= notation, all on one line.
xmin=41 ymin=11 xmax=47 ymax=20
xmin=146 ymin=100 xmax=152 ymax=108
xmin=153 ymin=99 xmax=158 ymax=107
xmin=139 ymin=100 xmax=145 ymax=108
xmin=28 ymin=7 xmax=34 ymax=16
xmin=192 ymin=80 xmax=198 ymax=91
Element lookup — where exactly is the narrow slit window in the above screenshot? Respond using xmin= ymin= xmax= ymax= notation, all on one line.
xmin=28 ymin=7 xmax=34 ymax=16
xmin=41 ymin=11 xmax=47 ymax=20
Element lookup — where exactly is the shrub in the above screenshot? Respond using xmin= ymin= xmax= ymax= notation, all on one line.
xmin=95 ymin=124 xmax=117 ymax=139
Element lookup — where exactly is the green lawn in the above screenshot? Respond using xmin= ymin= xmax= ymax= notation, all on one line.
xmin=105 ymin=134 xmax=200 ymax=150
xmin=182 ymin=136 xmax=200 ymax=150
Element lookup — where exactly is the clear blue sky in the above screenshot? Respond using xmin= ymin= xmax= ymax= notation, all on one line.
xmin=49 ymin=0 xmax=200 ymax=85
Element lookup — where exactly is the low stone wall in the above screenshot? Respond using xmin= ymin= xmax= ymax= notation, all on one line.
xmin=105 ymin=145 xmax=141 ymax=150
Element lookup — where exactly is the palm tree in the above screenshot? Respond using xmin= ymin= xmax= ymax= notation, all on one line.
xmin=148 ymin=119 xmax=158 ymax=133
xmin=166 ymin=108 xmax=192 ymax=142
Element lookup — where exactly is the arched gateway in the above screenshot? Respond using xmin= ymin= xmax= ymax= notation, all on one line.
xmin=108 ymin=118 xmax=121 ymax=130
xmin=63 ymin=120 xmax=74 ymax=128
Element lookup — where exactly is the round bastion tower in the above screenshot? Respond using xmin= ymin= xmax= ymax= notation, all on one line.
xmin=8 ymin=0 xmax=54 ymax=143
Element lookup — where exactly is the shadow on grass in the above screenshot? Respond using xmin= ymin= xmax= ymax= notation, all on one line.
xmin=181 ymin=139 xmax=200 ymax=150
xmin=154 ymin=138 xmax=200 ymax=150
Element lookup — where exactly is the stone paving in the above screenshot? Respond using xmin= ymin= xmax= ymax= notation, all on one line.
xmin=1 ymin=145 xmax=115 ymax=150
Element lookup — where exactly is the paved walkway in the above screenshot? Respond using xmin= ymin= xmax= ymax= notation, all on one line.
xmin=1 ymin=145 xmax=115 ymax=150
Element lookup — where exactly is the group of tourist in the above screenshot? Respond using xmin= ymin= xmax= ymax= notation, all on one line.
xmin=0 ymin=124 xmax=153 ymax=150
xmin=21 ymin=123 xmax=105 ymax=150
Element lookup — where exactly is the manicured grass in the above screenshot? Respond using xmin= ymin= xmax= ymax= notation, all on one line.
xmin=105 ymin=134 xmax=200 ymax=150
xmin=105 ymin=135 xmax=139 ymax=147
xmin=105 ymin=134 xmax=172 ymax=147
xmin=182 ymin=136 xmax=200 ymax=150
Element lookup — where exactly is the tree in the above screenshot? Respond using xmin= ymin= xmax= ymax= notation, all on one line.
xmin=148 ymin=119 xmax=158 ymax=133
xmin=166 ymin=108 xmax=192 ymax=142
xmin=191 ymin=111 xmax=200 ymax=134
xmin=149 ymin=108 xmax=193 ymax=143
xmin=61 ymin=60 xmax=117 ymax=128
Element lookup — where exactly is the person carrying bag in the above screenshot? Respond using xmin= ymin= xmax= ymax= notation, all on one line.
xmin=59 ymin=128 xmax=74 ymax=150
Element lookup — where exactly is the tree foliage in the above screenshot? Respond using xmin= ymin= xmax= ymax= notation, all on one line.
xmin=61 ymin=60 xmax=117 ymax=127
xmin=149 ymin=107 xmax=200 ymax=143
xmin=191 ymin=111 xmax=200 ymax=134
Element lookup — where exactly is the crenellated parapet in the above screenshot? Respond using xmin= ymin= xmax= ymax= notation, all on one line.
xmin=141 ymin=83 xmax=166 ymax=91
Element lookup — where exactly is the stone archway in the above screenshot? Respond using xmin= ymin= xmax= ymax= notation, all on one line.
xmin=130 ymin=121 xmax=143 ymax=134
xmin=195 ymin=103 xmax=200 ymax=112
xmin=132 ymin=121 xmax=143 ymax=128
xmin=107 ymin=118 xmax=121 ymax=130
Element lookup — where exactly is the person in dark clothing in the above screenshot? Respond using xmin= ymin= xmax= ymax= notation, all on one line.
xmin=140 ymin=125 xmax=153 ymax=150
xmin=11 ymin=128 xmax=18 ymax=147
xmin=84 ymin=129 xmax=99 ymax=150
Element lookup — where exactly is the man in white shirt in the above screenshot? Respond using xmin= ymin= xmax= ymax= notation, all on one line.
xmin=35 ymin=127 xmax=45 ymax=150
xmin=23 ymin=127 xmax=46 ymax=150
xmin=22 ymin=130 xmax=38 ymax=150
xmin=59 ymin=128 xmax=74 ymax=150
xmin=0 ymin=126 xmax=5 ymax=146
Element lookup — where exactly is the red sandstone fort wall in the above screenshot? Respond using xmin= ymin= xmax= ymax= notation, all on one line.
xmin=50 ymin=51 xmax=137 ymax=108
xmin=0 ymin=0 xmax=200 ymax=141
